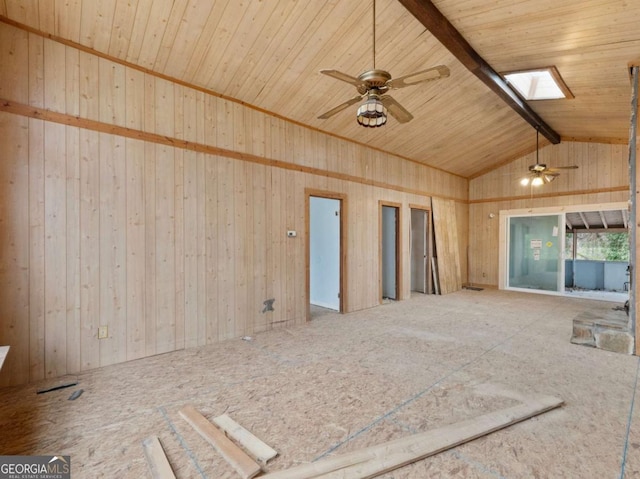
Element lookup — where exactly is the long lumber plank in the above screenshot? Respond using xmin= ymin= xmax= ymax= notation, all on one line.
xmin=142 ymin=436 xmax=176 ymax=479
xmin=179 ymin=405 xmax=262 ymax=479
xmin=263 ymin=394 xmax=563 ymax=479
xmin=431 ymin=198 xmax=461 ymax=295
xmin=213 ymin=413 xmax=278 ymax=463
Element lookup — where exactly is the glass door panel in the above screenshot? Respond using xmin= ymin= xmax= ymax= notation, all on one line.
xmin=508 ymin=215 xmax=562 ymax=292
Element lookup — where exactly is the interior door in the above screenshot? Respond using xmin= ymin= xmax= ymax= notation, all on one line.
xmin=411 ymin=209 xmax=427 ymax=293
xmin=508 ymin=214 xmax=563 ymax=292
xmin=310 ymin=196 xmax=341 ymax=310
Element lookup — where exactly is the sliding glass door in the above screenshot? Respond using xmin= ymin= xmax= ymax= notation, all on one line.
xmin=508 ymin=214 xmax=563 ymax=292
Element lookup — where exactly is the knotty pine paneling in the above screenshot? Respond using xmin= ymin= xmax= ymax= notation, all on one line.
xmin=468 ymin=141 xmax=630 ymax=287
xmin=0 ymin=22 xmax=468 ymax=386
xmin=3 ymin=1 xmax=640 ymax=177
xmin=0 ymin=112 xmax=30 ymax=387
xmin=0 ymin=22 xmax=466 ymax=202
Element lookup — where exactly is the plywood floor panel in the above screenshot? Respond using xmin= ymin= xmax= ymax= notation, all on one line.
xmin=0 ymin=290 xmax=638 ymax=478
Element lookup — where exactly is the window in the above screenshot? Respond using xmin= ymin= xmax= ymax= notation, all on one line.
xmin=564 ymin=232 xmax=629 ymax=261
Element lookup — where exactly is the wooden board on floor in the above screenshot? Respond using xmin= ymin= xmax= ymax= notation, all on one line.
xmin=213 ymin=413 xmax=278 ymax=463
xmin=142 ymin=436 xmax=176 ymax=479
xmin=262 ymin=394 xmax=563 ymax=479
xmin=179 ymin=405 xmax=262 ymax=479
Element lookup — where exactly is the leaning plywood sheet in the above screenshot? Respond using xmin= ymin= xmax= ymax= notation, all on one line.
xmin=213 ymin=413 xmax=278 ymax=463
xmin=179 ymin=405 xmax=262 ymax=479
xmin=431 ymin=198 xmax=462 ymax=294
xmin=0 ymin=346 xmax=9 ymax=372
xmin=262 ymin=394 xmax=563 ymax=479
xmin=142 ymin=436 xmax=176 ymax=479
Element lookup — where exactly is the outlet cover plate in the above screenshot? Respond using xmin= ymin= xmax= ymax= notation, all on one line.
xmin=98 ymin=326 xmax=108 ymax=339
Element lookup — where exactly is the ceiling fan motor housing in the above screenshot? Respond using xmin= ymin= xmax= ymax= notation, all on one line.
xmin=357 ymin=69 xmax=392 ymax=94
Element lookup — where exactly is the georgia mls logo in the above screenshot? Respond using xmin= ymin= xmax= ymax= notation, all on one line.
xmin=0 ymin=455 xmax=71 ymax=479
xmin=48 ymin=456 xmax=69 ymax=471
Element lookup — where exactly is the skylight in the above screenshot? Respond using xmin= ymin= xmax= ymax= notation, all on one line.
xmin=503 ymin=66 xmax=573 ymax=100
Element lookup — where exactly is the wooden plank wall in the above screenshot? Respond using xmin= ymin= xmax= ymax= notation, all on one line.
xmin=0 ymin=22 xmax=468 ymax=387
xmin=468 ymin=141 xmax=630 ymax=287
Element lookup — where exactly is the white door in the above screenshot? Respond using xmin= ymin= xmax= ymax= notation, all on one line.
xmin=310 ymin=197 xmax=341 ymax=310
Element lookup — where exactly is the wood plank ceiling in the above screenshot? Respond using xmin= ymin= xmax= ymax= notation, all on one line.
xmin=1 ymin=0 xmax=639 ymax=178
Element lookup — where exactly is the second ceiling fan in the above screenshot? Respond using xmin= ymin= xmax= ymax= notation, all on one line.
xmin=520 ymin=128 xmax=578 ymax=186
xmin=317 ymin=0 xmax=450 ymax=127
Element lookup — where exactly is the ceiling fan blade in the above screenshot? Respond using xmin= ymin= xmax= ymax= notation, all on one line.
xmin=320 ymin=70 xmax=365 ymax=87
xmin=546 ymin=165 xmax=579 ymax=171
xmin=317 ymin=95 xmax=364 ymax=119
xmin=387 ymin=65 xmax=450 ymax=89
xmin=380 ymin=95 xmax=413 ymax=123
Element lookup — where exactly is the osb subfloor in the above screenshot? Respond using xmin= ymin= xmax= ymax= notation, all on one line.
xmin=1 ymin=289 xmax=639 ymax=478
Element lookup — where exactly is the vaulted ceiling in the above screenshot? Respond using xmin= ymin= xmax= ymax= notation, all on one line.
xmin=1 ymin=0 xmax=639 ymax=178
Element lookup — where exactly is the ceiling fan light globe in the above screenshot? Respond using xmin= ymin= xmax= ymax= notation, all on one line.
xmin=356 ymin=96 xmax=387 ymax=127
xmin=531 ymin=176 xmax=544 ymax=186
xmin=520 ymin=177 xmax=530 ymax=186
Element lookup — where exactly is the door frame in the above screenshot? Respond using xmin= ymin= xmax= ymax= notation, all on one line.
xmin=306 ymin=189 xmax=347 ymax=320
xmin=379 ymin=201 xmax=402 ymax=303
xmin=409 ymin=204 xmax=433 ymax=294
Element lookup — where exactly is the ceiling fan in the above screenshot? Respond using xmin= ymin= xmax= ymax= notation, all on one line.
xmin=317 ymin=0 xmax=449 ymax=127
xmin=520 ymin=128 xmax=578 ymax=186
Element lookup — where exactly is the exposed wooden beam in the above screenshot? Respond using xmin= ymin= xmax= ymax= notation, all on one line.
xmin=578 ymin=212 xmax=590 ymax=229
xmin=623 ymin=209 xmax=630 ymax=229
xmin=598 ymin=211 xmax=608 ymax=229
xmin=566 ymin=218 xmax=573 ymax=230
xmin=397 ymin=0 xmax=560 ymax=144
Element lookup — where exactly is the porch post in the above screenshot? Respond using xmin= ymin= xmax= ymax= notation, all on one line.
xmin=629 ymin=65 xmax=638 ymax=354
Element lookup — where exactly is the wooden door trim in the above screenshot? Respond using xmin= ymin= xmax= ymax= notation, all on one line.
xmin=410 ymin=206 xmax=433 ymax=295
xmin=379 ymin=201 xmax=403 ymax=303
xmin=306 ymin=189 xmax=347 ymax=321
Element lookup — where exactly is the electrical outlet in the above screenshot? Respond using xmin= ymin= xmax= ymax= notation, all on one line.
xmin=98 ymin=326 xmax=108 ymax=339
xmin=287 ymin=230 xmax=297 ymax=237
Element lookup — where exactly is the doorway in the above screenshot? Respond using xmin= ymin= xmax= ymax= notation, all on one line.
xmin=308 ymin=193 xmax=344 ymax=314
xmin=410 ymin=208 xmax=431 ymax=294
xmin=380 ymin=202 xmax=401 ymax=301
